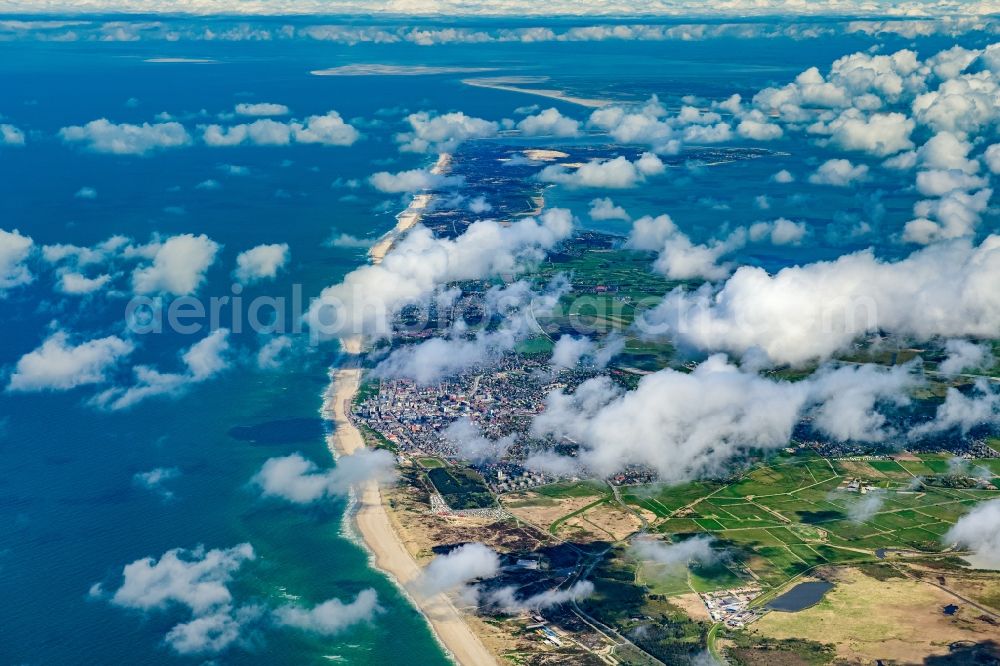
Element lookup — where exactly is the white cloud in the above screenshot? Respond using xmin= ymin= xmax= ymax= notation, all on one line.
xmin=771 ymin=169 xmax=795 ymax=183
xmin=233 ymin=243 xmax=289 ymax=284
xmin=256 ymin=335 xmax=293 ymax=369
xmin=641 ymin=235 xmax=1000 ymax=365
xmin=74 ymin=186 xmax=97 ymax=199
xmin=442 ymin=417 xmax=515 ymax=464
xmin=630 ymin=535 xmax=718 ymax=570
xmin=884 ymin=150 xmax=917 ymax=170
xmin=0 ymin=228 xmax=34 ymax=291
xmin=550 ymin=333 xmax=624 ymax=370
xmin=59 ymin=118 xmax=191 ymax=155
xmin=626 ymin=213 xmax=744 ymax=280
xmin=0 ymin=123 xmax=25 ymax=146
xmin=529 ymin=356 xmax=923 ymax=482
xmin=395 ymin=111 xmax=498 ymax=153
xmin=736 ymin=114 xmax=783 ymax=140
xmin=202 ymin=119 xmax=289 ymax=146
xmin=485 ymin=580 xmax=594 ymax=613
xmin=373 ymin=278 xmax=569 ymax=383
xmin=368 ymin=167 xmax=463 ymax=193
xmin=903 ymin=187 xmax=992 ymax=243
xmin=985 ymin=144 xmax=1000 ymax=174
xmin=913 ymin=75 xmax=1000 ymax=135
xmin=57 ymin=272 xmax=113 ymax=294
xmin=0 ymin=1 xmax=997 ymax=18
xmin=754 ymin=66 xmax=849 ymax=115
xmin=587 ymin=98 xmax=679 ymax=154
xmin=516 ymin=107 xmax=581 ymax=137
xmin=927 ymin=45 xmax=981 ymax=80
xmin=374 ymin=332 xmax=509 ymax=383
xmin=165 ymin=606 xmax=262 ymax=656
xmin=234 ymin=102 xmax=290 ymax=116
xmin=911 ymin=379 xmax=999 ymax=437
xmin=807 ymin=363 xmax=918 ymax=442
xmin=325 ymin=233 xmax=373 ymax=250
xmin=538 ymin=152 xmax=664 ymax=189
xmin=275 ymin=589 xmax=381 ymax=635
xmin=846 ymin=491 xmax=885 ymax=523
xmin=914 ymin=169 xmax=989 ymax=197
xmin=939 ymin=338 xmax=992 ymax=375
xmin=748 ymin=218 xmax=807 ymax=245
xmin=103 ymin=542 xmax=253 ymax=613
xmin=42 ymin=236 xmax=124 ymax=295
xmin=918 ymin=131 xmax=979 ymax=173
xmin=588 ymin=197 xmax=630 ymax=221
xmin=92 ymin=329 xmax=231 ymax=410
xmin=93 ymin=542 xmax=257 ymax=656
xmin=306 ymin=208 xmax=573 ymax=340
xmin=7 ymin=331 xmax=134 ymax=392
xmin=133 ymin=466 xmax=181 ymax=499
xmin=944 ymin=500 xmax=1000 ymax=569
xmin=203 ymin=110 xmax=359 ymax=147
xmin=180 ymin=330 xmax=232 ymax=380
xmin=625 ymin=213 xmax=682 ymax=252
xmin=529 ymin=355 xmax=808 ymax=481
xmin=42 ymin=235 xmax=127 ymax=267
xmin=754 ymin=49 xmax=925 ymax=123
xmin=814 ymin=110 xmax=914 ymax=157
xmin=252 ymin=449 xmax=397 ymax=503
xmin=468 ymin=195 xmax=492 ymax=214
xmin=195 ymin=178 xmax=220 ymax=190
xmin=292 ymin=110 xmax=362 ymax=145
xmin=219 ymin=163 xmax=250 ymax=176
xmin=415 ymin=543 xmax=500 ymax=598
xmin=587 ymin=97 xmax=730 ymax=151
xmin=589 ymin=98 xmax=727 ymax=148
xmin=131 ymin=233 xmax=220 ymax=295
xmin=550 ymin=335 xmax=597 ymax=369
xmin=808 ymin=158 xmax=869 ymax=186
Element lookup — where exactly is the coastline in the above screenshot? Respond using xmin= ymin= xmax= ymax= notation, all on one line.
xmin=321 ymin=150 xmax=496 ymax=665
xmin=323 ymin=366 xmax=497 ymax=666
xmin=368 ymin=152 xmax=453 ymax=265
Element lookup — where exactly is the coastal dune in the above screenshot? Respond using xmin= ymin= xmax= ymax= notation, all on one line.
xmin=325 ymin=367 xmax=498 ymax=666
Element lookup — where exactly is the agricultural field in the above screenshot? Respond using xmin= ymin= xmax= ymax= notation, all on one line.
xmin=534 ymin=480 xmax=610 ymax=499
xmin=530 ymin=243 xmax=679 ymax=358
xmin=624 ymin=452 xmax=1000 ymax=593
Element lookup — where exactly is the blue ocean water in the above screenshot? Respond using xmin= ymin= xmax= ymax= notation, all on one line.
xmin=1 ymin=35 xmax=459 ymax=665
xmin=0 ymin=19 xmax=987 ymax=663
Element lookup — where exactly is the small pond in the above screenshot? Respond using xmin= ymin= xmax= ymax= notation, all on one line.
xmin=766 ymin=581 xmax=834 ymax=612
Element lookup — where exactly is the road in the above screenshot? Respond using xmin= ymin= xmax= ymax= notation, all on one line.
xmin=888 ymin=560 xmax=1000 ymax=620
xmin=706 ymin=623 xmax=725 ymax=664
xmin=499 ymin=490 xmax=663 ymax=665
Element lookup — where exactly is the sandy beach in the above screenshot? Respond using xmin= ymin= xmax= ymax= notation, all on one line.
xmin=521 ymin=149 xmax=569 ymax=162
xmin=311 ymin=64 xmax=496 ymax=77
xmin=368 ymin=152 xmax=453 ymax=264
xmin=324 ymin=148 xmax=495 ymax=665
xmin=461 ymin=76 xmax=611 ymax=108
xmin=324 ymin=367 xmax=497 ymax=666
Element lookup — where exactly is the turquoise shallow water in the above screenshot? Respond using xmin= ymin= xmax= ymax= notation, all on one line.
xmin=0 ymin=19 xmax=989 ymax=663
